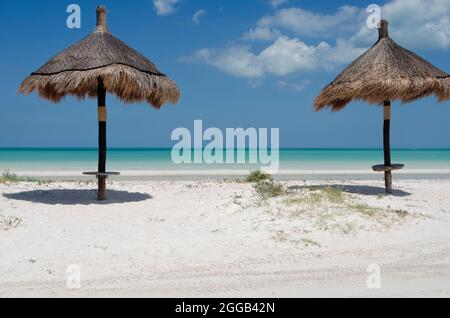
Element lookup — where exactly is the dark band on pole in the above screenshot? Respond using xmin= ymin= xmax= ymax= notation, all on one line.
xmin=383 ymin=100 xmax=392 ymax=193
xmin=98 ymin=78 xmax=107 ymax=174
xmin=383 ymin=101 xmax=391 ymax=166
xmin=97 ymin=77 xmax=107 ymax=200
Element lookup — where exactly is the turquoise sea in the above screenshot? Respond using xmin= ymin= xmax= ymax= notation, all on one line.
xmin=0 ymin=148 xmax=449 ymax=172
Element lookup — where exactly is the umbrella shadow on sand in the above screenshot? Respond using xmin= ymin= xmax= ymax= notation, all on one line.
xmin=3 ymin=189 xmax=152 ymax=205
xmin=288 ymin=185 xmax=411 ymax=197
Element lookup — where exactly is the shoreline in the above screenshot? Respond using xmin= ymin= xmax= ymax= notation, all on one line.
xmin=8 ymin=168 xmax=450 ymax=181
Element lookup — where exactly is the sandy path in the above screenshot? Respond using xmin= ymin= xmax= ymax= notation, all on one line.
xmin=0 ymin=179 xmax=449 ymax=297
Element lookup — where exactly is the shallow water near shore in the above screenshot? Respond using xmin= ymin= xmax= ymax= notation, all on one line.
xmin=1 ymin=148 xmax=449 ymax=174
xmin=0 ymin=148 xmax=450 ymax=179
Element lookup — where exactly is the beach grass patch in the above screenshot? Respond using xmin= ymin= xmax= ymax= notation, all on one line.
xmin=0 ymin=170 xmax=21 ymax=183
xmin=272 ymin=230 xmax=322 ymax=248
xmin=0 ymin=215 xmax=22 ymax=231
xmin=394 ymin=209 xmax=409 ymax=218
xmin=340 ymin=222 xmax=357 ymax=235
xmin=307 ymin=192 xmax=324 ymax=205
xmin=254 ymin=180 xmax=284 ymax=199
xmin=0 ymin=170 xmax=52 ymax=185
xmin=285 ymin=186 xmax=344 ymax=207
xmin=347 ymin=204 xmax=409 ymax=218
xmin=284 ymin=197 xmax=306 ymax=205
xmin=283 ymin=193 xmax=323 ymax=207
xmin=348 ymin=204 xmax=382 ymax=217
xmin=300 ymin=238 xmax=322 ymax=248
xmin=322 ymin=186 xmax=344 ymax=204
xmin=272 ymin=230 xmax=289 ymax=243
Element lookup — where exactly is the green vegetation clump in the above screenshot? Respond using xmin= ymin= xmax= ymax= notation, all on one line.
xmin=285 ymin=186 xmax=344 ymax=206
xmin=0 ymin=170 xmax=21 ymax=183
xmin=254 ymin=180 xmax=284 ymax=199
xmin=300 ymin=238 xmax=322 ymax=248
xmin=246 ymin=170 xmax=273 ymax=183
xmin=284 ymin=197 xmax=306 ymax=205
xmin=394 ymin=209 xmax=409 ymax=218
xmin=322 ymin=186 xmax=344 ymax=204
xmin=0 ymin=170 xmax=52 ymax=185
xmin=349 ymin=204 xmax=383 ymax=217
xmin=246 ymin=170 xmax=284 ymax=199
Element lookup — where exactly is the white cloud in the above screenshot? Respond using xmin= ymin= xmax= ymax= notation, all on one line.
xmin=352 ymin=0 xmax=450 ymax=50
xmin=193 ymin=9 xmax=207 ymax=25
xmin=244 ymin=26 xmax=282 ymax=41
xmin=258 ymin=37 xmax=327 ymax=75
xmin=186 ymin=36 xmax=364 ymax=79
xmin=246 ymin=6 xmax=361 ymax=40
xmin=249 ymin=0 xmax=450 ymax=49
xmin=153 ymin=0 xmax=179 ymax=16
xmin=187 ymin=46 xmax=264 ymax=78
xmin=277 ymin=80 xmax=310 ymax=92
xmin=268 ymin=0 xmax=288 ymax=9
xmin=184 ymin=0 xmax=450 ymax=83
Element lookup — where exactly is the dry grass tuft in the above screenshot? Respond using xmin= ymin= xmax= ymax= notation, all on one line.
xmin=0 ymin=170 xmax=52 ymax=185
xmin=0 ymin=215 xmax=22 ymax=231
xmin=254 ymin=181 xmax=284 ymax=199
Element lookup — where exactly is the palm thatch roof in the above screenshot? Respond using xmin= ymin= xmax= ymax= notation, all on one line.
xmin=19 ymin=6 xmax=180 ymax=108
xmin=315 ymin=20 xmax=450 ymax=111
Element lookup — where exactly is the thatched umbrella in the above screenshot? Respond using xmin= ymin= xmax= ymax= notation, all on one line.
xmin=19 ymin=6 xmax=180 ymax=200
xmin=315 ymin=20 xmax=450 ymax=193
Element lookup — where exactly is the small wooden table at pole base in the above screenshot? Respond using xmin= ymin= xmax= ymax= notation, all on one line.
xmin=371 ymin=164 xmax=404 ymax=172
xmin=371 ymin=164 xmax=404 ymax=194
xmin=82 ymin=172 xmax=120 ymax=201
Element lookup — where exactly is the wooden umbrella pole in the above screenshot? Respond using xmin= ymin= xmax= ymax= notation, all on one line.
xmin=98 ymin=77 xmax=107 ymax=200
xmin=383 ymin=100 xmax=392 ymax=194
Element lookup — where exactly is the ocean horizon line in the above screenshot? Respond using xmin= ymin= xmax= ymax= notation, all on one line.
xmin=1 ymin=147 xmax=450 ymax=151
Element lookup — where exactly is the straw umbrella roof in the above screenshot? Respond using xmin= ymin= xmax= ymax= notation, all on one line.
xmin=314 ymin=20 xmax=450 ymax=111
xmin=19 ymin=6 xmax=180 ymax=108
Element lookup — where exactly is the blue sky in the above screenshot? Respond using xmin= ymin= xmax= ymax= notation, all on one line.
xmin=1 ymin=0 xmax=450 ymax=148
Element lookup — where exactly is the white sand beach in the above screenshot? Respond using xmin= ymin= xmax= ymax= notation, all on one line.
xmin=0 ymin=176 xmax=449 ymax=298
